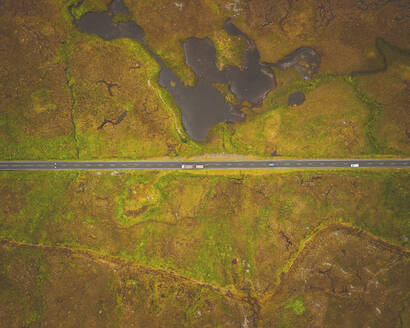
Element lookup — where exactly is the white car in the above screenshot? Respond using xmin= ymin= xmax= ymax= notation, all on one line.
xmin=268 ymin=163 xmax=275 ymax=167
xmin=350 ymin=163 xmax=360 ymax=168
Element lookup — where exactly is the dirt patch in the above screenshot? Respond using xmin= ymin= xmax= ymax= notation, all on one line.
xmin=1 ymin=222 xmax=408 ymax=327
xmin=0 ymin=240 xmax=253 ymax=328
xmin=261 ymin=224 xmax=410 ymax=327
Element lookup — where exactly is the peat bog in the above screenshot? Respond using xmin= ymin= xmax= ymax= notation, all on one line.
xmin=70 ymin=0 xmax=320 ymax=141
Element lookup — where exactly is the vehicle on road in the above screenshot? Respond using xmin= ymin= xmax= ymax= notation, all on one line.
xmin=350 ymin=163 xmax=360 ymax=168
xmin=181 ymin=164 xmax=194 ymax=169
xmin=268 ymin=163 xmax=275 ymax=166
xmin=196 ymin=165 xmax=204 ymax=169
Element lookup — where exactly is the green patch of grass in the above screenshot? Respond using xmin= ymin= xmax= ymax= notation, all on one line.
xmin=0 ymin=246 xmax=48 ymax=326
xmin=270 ymin=72 xmax=337 ymax=108
xmin=112 ymin=14 xmax=133 ymax=23
xmin=285 ymin=298 xmax=305 ymax=315
xmin=368 ymin=171 xmax=409 ymax=243
xmin=213 ymin=31 xmax=246 ymax=70
xmin=0 ymin=172 xmax=75 ymax=242
xmin=116 ymin=173 xmax=159 ymax=225
xmin=115 ymin=294 xmax=123 ymax=314
xmin=344 ymin=76 xmax=383 ymax=154
xmin=0 ymin=133 xmax=77 ymax=160
xmin=279 ymin=200 xmax=294 ymax=223
xmin=192 ymin=217 xmax=234 ymax=284
xmin=70 ymin=0 xmax=110 ymax=20
xmin=5 ymin=0 xmax=410 ymax=161
xmin=1 ymin=170 xmax=408 ymax=297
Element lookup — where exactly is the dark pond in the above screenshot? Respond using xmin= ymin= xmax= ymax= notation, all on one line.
xmin=270 ymin=47 xmax=320 ymax=81
xmin=288 ymin=92 xmax=306 ymax=106
xmin=151 ymin=41 xmax=245 ymax=141
xmin=70 ymin=0 xmax=145 ymax=42
xmin=223 ymin=20 xmax=276 ymax=105
xmin=69 ymin=0 xmax=320 ymax=141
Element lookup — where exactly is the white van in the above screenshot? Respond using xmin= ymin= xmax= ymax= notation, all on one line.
xmin=350 ymin=163 xmax=359 ymax=168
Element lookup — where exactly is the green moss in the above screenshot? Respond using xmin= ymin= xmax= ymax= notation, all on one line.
xmin=279 ymin=200 xmax=294 ymax=222
xmin=70 ymin=0 xmax=109 ymax=20
xmin=193 ymin=217 xmax=234 ymax=284
xmin=115 ymin=294 xmax=123 ymax=314
xmin=0 ymin=134 xmax=77 ymax=160
xmin=0 ymin=246 xmax=48 ymax=326
xmin=0 ymin=172 xmax=75 ymax=243
xmin=116 ymin=173 xmax=157 ymax=225
xmin=270 ymin=72 xmax=337 ymax=109
xmin=4 ymin=0 xmax=410 ymax=160
xmin=1 ymin=170 xmax=408 ymax=299
xmin=212 ymin=83 xmax=240 ymax=105
xmin=264 ymin=78 xmax=370 ymax=157
xmin=112 ymin=14 xmax=133 ymax=23
xmin=22 ymin=310 xmax=42 ymax=326
xmin=155 ymin=85 xmax=191 ymax=144
xmin=213 ymin=31 xmax=246 ymax=70
xmin=371 ymin=172 xmax=409 ymax=242
xmin=285 ymin=298 xmax=306 ymax=315
xmin=206 ymin=0 xmax=221 ymax=15
xmin=345 ymin=76 xmax=384 ymax=154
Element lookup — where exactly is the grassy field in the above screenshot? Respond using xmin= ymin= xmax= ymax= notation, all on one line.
xmin=0 ymin=169 xmax=409 ymax=326
xmin=0 ymin=0 xmax=409 ymax=160
xmin=1 ymin=0 xmax=409 ymax=325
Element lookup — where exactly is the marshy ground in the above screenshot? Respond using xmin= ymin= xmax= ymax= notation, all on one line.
xmin=0 ymin=0 xmax=409 ymax=158
xmin=0 ymin=0 xmax=409 ymax=326
xmin=0 ymin=169 xmax=409 ymax=327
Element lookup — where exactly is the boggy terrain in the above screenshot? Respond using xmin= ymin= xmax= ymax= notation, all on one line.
xmin=0 ymin=0 xmax=409 ymax=158
xmin=0 ymin=169 xmax=409 ymax=327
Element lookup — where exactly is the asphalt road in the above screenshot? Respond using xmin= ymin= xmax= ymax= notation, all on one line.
xmin=0 ymin=159 xmax=409 ymax=171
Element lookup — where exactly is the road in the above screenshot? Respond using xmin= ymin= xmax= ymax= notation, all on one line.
xmin=0 ymin=159 xmax=409 ymax=170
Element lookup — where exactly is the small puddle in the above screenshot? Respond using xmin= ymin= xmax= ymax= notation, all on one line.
xmin=288 ymin=92 xmax=306 ymax=106
xmin=69 ymin=0 xmax=320 ymax=141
